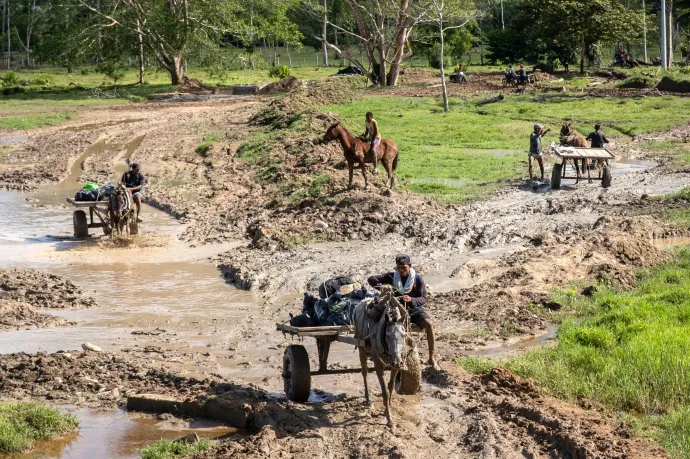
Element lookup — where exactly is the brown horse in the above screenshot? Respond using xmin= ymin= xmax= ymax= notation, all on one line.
xmin=323 ymin=123 xmax=399 ymax=189
xmin=560 ymin=122 xmax=591 ymax=176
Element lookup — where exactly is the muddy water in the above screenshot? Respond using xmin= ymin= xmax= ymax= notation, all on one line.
xmin=23 ymin=407 xmax=239 ymax=459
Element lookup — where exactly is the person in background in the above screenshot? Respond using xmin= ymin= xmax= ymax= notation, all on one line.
xmin=529 ymin=124 xmax=551 ymax=181
xmin=586 ymin=123 xmax=610 ymax=148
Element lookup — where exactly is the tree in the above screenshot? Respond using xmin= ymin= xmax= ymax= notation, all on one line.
xmin=419 ymin=0 xmax=478 ymax=111
xmin=307 ymin=0 xmax=428 ymax=86
xmin=530 ymin=0 xmax=643 ymax=73
xmin=66 ymin=0 xmax=301 ymax=84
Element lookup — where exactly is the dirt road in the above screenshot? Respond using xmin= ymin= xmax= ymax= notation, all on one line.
xmin=0 ymin=85 xmax=687 ymax=457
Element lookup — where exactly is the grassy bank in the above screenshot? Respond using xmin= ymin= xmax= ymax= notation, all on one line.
xmin=324 ymin=94 xmax=690 ymax=202
xmin=459 ymin=248 xmax=690 ymax=457
xmin=0 ymin=402 xmax=79 ymax=453
xmin=138 ymin=439 xmax=212 ymax=459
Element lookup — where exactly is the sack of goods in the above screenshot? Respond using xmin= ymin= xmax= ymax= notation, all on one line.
xmin=289 ymin=276 xmax=378 ymax=328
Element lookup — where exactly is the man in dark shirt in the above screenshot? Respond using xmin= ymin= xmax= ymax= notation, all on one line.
xmin=120 ymin=163 xmax=145 ymax=222
xmin=586 ymin=124 xmax=610 ymax=149
xmin=518 ymin=64 xmax=527 ymax=82
xmin=368 ymin=254 xmax=438 ymax=369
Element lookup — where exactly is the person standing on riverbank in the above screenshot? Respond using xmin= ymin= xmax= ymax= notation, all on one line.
xmin=529 ymin=124 xmax=551 ymax=181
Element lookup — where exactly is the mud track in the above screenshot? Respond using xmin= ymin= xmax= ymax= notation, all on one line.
xmin=0 ymin=80 xmax=688 ymax=457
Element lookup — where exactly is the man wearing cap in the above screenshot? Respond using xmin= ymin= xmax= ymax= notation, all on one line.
xmin=529 ymin=124 xmax=550 ymax=181
xmin=367 ymin=254 xmax=438 ymax=369
xmin=121 ymin=163 xmax=145 ymax=222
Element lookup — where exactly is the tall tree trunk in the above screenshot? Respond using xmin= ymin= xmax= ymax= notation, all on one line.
xmin=580 ymin=33 xmax=585 ymax=74
xmin=169 ymin=55 xmax=184 ymax=85
xmin=500 ymin=0 xmax=504 ymax=29
xmin=95 ymin=0 xmax=101 ymax=62
xmin=439 ymin=24 xmax=449 ymax=112
xmin=642 ymin=0 xmax=647 ymax=62
xmin=662 ymin=0 xmax=673 ymax=67
xmin=6 ymin=0 xmax=9 ymax=70
xmin=322 ymin=0 xmax=329 ymax=66
xmin=377 ymin=42 xmax=386 ymax=86
xmin=137 ymin=20 xmax=145 ymax=84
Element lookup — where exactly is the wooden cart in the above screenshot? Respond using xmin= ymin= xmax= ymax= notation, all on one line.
xmin=66 ymin=198 xmax=139 ymax=238
xmin=276 ymin=322 xmax=421 ymax=403
xmin=550 ymin=146 xmax=615 ymax=189
xmin=66 ymin=198 xmax=111 ymax=238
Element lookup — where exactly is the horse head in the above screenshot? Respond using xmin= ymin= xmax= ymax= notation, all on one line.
xmin=384 ymin=299 xmax=407 ymax=368
xmin=560 ymin=122 xmax=572 ymax=137
xmin=323 ymin=123 xmax=341 ymax=143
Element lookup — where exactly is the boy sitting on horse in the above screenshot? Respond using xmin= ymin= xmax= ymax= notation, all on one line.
xmin=121 ymin=163 xmax=146 ymax=222
xmin=361 ymin=111 xmax=381 ymax=173
xmin=368 ymin=254 xmax=439 ymax=370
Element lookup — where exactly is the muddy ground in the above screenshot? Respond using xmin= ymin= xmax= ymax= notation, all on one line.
xmin=0 ymin=75 xmax=689 ymax=457
xmin=0 ymin=268 xmax=96 ymax=330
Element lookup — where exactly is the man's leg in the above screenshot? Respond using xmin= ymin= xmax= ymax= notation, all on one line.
xmin=420 ymin=318 xmax=439 ymax=369
xmin=370 ymin=141 xmax=378 ymax=173
xmin=528 ymin=154 xmax=534 ymax=180
xmin=537 ymin=156 xmax=545 ymax=180
xmin=133 ymin=193 xmax=142 ymax=222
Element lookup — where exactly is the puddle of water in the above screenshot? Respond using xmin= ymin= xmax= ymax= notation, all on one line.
xmin=467 ymin=322 xmax=558 ymax=359
xmin=653 ymin=237 xmax=690 ymax=250
xmin=0 ymin=135 xmax=28 ymax=144
xmin=61 ymin=119 xmax=146 ymax=133
xmin=23 ymin=407 xmax=239 ymax=459
xmin=613 ymin=158 xmax=658 ymax=175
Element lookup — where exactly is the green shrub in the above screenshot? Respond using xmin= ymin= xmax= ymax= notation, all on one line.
xmin=0 ymin=402 xmax=79 ymax=453
xmin=138 ymin=439 xmax=212 ymax=459
xmin=1 ymin=71 xmax=19 ymax=87
xmin=427 ymin=43 xmax=453 ymax=70
xmin=80 ymin=67 xmax=91 ymax=75
xmin=28 ymin=74 xmax=54 ymax=86
xmin=268 ymin=65 xmax=291 ymax=79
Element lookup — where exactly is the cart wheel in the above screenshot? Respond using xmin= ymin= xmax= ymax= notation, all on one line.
xmin=129 ymin=218 xmax=139 ymax=236
xmin=396 ymin=340 xmax=421 ymax=395
xmin=551 ymin=163 xmax=563 ymax=190
xmin=283 ymin=345 xmax=311 ymax=403
xmin=601 ymin=165 xmax=612 ymax=188
xmin=73 ymin=210 xmax=88 ymax=238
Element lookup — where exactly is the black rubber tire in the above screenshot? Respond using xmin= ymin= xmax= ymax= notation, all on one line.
xmin=283 ymin=345 xmax=311 ymax=403
xmin=73 ymin=210 xmax=88 ymax=238
xmin=551 ymin=163 xmax=563 ymax=190
xmin=601 ymin=165 xmax=612 ymax=188
xmin=395 ymin=340 xmax=421 ymax=395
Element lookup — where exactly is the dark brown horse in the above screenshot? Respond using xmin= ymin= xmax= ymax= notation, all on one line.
xmin=560 ymin=122 xmax=591 ymax=175
xmin=323 ymin=123 xmax=399 ymax=189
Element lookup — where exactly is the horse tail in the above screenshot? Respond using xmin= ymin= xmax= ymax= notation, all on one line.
xmin=392 ymin=148 xmax=399 ymax=172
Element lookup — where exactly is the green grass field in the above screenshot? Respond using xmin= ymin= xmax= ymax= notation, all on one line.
xmin=324 ymin=94 xmax=690 ymax=202
xmin=459 ymin=248 xmax=690 ymax=458
xmin=0 ymin=402 xmax=79 ymax=453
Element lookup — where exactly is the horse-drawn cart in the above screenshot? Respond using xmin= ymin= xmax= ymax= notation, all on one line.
xmin=276 ymin=322 xmax=421 ymax=403
xmin=66 ymin=197 xmax=138 ymax=238
xmin=550 ymin=145 xmax=615 ymax=189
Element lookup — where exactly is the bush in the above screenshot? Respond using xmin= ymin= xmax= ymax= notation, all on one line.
xmin=80 ymin=67 xmax=91 ymax=75
xmin=0 ymin=402 xmax=79 ymax=453
xmin=268 ymin=65 xmax=291 ymax=79
xmin=28 ymin=74 xmax=54 ymax=86
xmin=1 ymin=71 xmax=19 ymax=88
xmin=427 ymin=43 xmax=453 ymax=70
xmin=97 ymin=62 xmax=125 ymax=82
xmin=138 ymin=439 xmax=212 ymax=459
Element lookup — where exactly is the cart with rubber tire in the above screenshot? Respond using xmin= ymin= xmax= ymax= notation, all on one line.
xmin=276 ymin=323 xmax=422 ymax=403
xmin=66 ymin=198 xmax=139 ymax=238
xmin=550 ymin=146 xmax=615 ymax=189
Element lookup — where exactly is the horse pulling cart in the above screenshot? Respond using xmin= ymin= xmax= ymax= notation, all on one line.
xmin=276 ymin=322 xmax=421 ymax=403
xmin=66 ymin=194 xmax=139 ymax=238
xmin=550 ymin=145 xmax=615 ymax=189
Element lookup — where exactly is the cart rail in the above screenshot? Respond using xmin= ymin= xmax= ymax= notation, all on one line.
xmin=552 ymin=146 xmax=615 ymax=160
